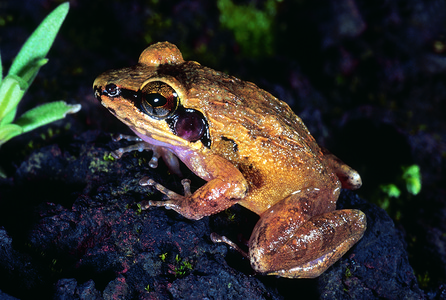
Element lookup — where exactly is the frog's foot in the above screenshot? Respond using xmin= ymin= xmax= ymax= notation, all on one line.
xmin=139 ymin=177 xmax=192 ymax=212
xmin=267 ymin=211 xmax=366 ymax=278
xmin=210 ymin=233 xmax=249 ymax=260
xmin=110 ymin=134 xmax=182 ymax=176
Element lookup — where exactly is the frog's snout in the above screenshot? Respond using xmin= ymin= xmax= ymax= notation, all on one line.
xmin=93 ymin=85 xmax=103 ymax=102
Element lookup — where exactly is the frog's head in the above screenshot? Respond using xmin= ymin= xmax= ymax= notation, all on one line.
xmin=93 ymin=42 xmax=210 ymax=151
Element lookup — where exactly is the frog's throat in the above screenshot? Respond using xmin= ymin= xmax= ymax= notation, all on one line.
xmin=130 ymin=126 xmax=189 ymax=148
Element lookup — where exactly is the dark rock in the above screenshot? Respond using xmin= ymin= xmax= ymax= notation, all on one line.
xmin=0 ymin=135 xmax=426 ymax=299
xmin=319 ymin=191 xmax=424 ymax=299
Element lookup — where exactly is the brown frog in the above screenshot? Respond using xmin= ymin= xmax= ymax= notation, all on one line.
xmin=93 ymin=42 xmax=366 ymax=278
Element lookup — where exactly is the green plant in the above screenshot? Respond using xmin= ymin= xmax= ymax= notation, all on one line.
xmin=401 ymin=164 xmax=421 ymax=195
xmin=161 ymin=253 xmax=194 ymax=278
xmin=103 ymin=152 xmax=116 ymax=161
xmin=225 ymin=208 xmax=236 ymax=221
xmin=159 ymin=252 xmax=168 ymax=262
xmin=379 ymin=164 xmax=421 ymax=199
xmin=0 ymin=3 xmax=80 ymax=150
xmin=377 ymin=164 xmax=422 ymax=215
xmin=417 ymin=271 xmax=430 ymax=289
xmin=344 ymin=266 xmax=352 ymax=279
xmin=135 ymin=203 xmax=143 ymax=215
xmin=173 ymin=258 xmax=193 ymax=278
xmin=217 ymin=0 xmax=279 ymax=57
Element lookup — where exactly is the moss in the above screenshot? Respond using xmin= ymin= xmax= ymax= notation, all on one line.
xmin=88 ymin=156 xmax=113 ymax=174
xmin=217 ymin=0 xmax=279 ymax=57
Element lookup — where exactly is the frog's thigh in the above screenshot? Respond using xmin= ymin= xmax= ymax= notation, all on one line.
xmin=248 ymin=197 xmax=366 ymax=278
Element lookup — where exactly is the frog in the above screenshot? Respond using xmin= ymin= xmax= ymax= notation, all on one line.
xmin=93 ymin=42 xmax=366 ymax=278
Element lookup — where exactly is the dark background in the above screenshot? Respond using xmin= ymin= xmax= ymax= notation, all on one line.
xmin=0 ymin=0 xmax=445 ymax=298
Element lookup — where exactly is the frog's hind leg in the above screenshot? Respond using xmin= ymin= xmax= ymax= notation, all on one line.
xmin=248 ymin=194 xmax=366 ymax=278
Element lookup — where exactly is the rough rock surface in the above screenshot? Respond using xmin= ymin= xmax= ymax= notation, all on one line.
xmin=0 ymin=132 xmax=425 ymax=299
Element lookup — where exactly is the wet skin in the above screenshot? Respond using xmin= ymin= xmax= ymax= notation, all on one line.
xmin=93 ymin=42 xmax=366 ymax=278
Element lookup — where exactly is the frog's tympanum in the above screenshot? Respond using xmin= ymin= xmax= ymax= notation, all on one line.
xmin=93 ymin=42 xmax=366 ymax=278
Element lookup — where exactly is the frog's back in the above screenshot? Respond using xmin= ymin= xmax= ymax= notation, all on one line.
xmin=158 ymin=62 xmax=339 ymax=214
xmin=158 ymin=62 xmax=320 ymax=157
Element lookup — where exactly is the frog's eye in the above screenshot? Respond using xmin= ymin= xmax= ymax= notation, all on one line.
xmin=167 ymin=108 xmax=209 ymax=144
xmin=140 ymin=81 xmax=178 ymax=119
xmin=104 ymin=83 xmax=121 ymax=97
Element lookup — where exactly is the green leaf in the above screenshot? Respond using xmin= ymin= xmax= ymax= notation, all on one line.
xmin=0 ymin=75 xmax=27 ymax=121
xmin=8 ymin=2 xmax=69 ymax=86
xmin=14 ymin=101 xmax=81 ymax=133
xmin=19 ymin=58 xmax=48 ymax=86
xmin=0 ymin=123 xmax=23 ymax=146
xmin=0 ymin=108 xmax=17 ymax=127
xmin=0 ymin=50 xmax=3 ymax=86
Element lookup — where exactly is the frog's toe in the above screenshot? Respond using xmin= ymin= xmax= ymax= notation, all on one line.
xmin=140 ymin=198 xmax=189 ymax=216
xmin=139 ymin=177 xmax=184 ymax=200
xmin=210 ymin=233 xmax=249 ymax=259
xmin=140 ymin=199 xmax=174 ymax=210
xmin=179 ymin=179 xmax=192 ymax=197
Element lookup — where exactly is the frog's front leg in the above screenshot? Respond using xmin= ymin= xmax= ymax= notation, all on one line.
xmin=140 ymin=153 xmax=248 ymax=220
xmin=248 ymin=190 xmax=366 ymax=278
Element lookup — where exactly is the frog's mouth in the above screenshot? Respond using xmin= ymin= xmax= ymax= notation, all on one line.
xmin=112 ymin=107 xmax=190 ymax=149
xmin=129 ymin=125 xmax=188 ymax=149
